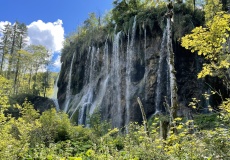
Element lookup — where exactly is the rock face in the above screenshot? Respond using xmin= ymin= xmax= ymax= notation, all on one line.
xmin=57 ymin=9 xmax=207 ymax=128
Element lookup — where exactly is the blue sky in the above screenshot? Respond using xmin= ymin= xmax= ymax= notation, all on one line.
xmin=0 ymin=0 xmax=113 ymax=71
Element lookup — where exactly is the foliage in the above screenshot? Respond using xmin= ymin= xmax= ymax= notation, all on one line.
xmin=0 ymin=101 xmax=40 ymax=159
xmin=0 ymin=75 xmax=12 ymax=99
xmin=85 ymin=114 xmax=229 ymax=160
xmin=204 ymin=0 xmax=223 ymax=22
xmin=0 ymin=20 xmax=53 ymax=97
xmin=89 ymin=111 xmax=111 ymax=136
xmin=1 ymin=94 xmax=230 ymax=159
xmin=0 ymin=98 xmax=94 ymax=159
xmin=181 ymin=12 xmax=230 ymax=81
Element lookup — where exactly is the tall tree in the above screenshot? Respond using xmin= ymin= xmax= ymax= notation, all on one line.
xmin=27 ymin=45 xmax=50 ymax=95
xmin=5 ymin=22 xmax=28 ymax=82
xmin=166 ymin=0 xmax=178 ymax=133
xmin=7 ymin=22 xmax=18 ymax=79
xmin=13 ymin=23 xmax=27 ymax=94
xmin=0 ymin=23 xmax=12 ymax=74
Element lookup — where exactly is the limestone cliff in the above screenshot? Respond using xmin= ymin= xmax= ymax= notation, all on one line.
xmin=57 ymin=5 xmax=211 ymax=127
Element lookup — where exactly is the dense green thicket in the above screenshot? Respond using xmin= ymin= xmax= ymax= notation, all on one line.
xmin=0 ymin=93 xmax=229 ymax=159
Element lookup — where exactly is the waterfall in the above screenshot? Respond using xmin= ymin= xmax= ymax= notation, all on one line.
xmin=111 ymin=31 xmax=122 ymax=127
xmin=88 ymin=45 xmax=110 ymax=122
xmin=51 ymin=73 xmax=60 ymax=111
xmin=69 ymin=44 xmax=110 ymax=126
xmin=125 ymin=16 xmax=137 ymax=127
xmin=103 ymin=38 xmax=109 ymax=75
xmin=64 ymin=52 xmax=75 ymax=113
xmin=154 ymin=29 xmax=167 ymax=113
xmin=90 ymin=75 xmax=109 ymax=115
xmin=84 ymin=46 xmax=92 ymax=85
xmin=144 ymin=28 xmax=148 ymax=101
xmin=154 ymin=15 xmax=177 ymax=115
xmin=88 ymin=47 xmax=99 ymax=115
xmin=75 ymin=47 xmax=96 ymax=124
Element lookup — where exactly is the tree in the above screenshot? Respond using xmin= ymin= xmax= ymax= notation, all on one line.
xmin=0 ymin=23 xmax=12 ymax=74
xmin=13 ymin=23 xmax=27 ymax=94
xmin=7 ymin=22 xmax=19 ymax=79
xmin=165 ymin=0 xmax=178 ymax=136
xmin=0 ymin=21 xmax=28 ymax=90
xmin=26 ymin=45 xmax=50 ymax=95
xmin=181 ymin=11 xmax=230 ymax=87
xmin=14 ymin=49 xmax=32 ymax=93
xmin=36 ymin=71 xmax=51 ymax=97
xmin=0 ymin=21 xmax=54 ymax=96
xmin=83 ymin=13 xmax=99 ymax=31
xmin=204 ymin=0 xmax=223 ymax=21
xmin=0 ymin=75 xmax=11 ymax=106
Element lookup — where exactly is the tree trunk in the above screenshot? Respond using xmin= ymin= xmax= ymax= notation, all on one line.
xmin=13 ymin=36 xmax=23 ymax=94
xmin=166 ymin=2 xmax=178 ymax=127
xmin=167 ymin=17 xmax=178 ymax=121
xmin=29 ymin=68 xmax=33 ymax=90
xmin=137 ymin=97 xmax=149 ymax=136
xmin=0 ymin=35 xmax=8 ymax=73
xmin=7 ymin=25 xmax=17 ymax=79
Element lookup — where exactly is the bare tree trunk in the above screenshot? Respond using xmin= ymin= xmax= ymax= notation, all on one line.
xmin=13 ymin=36 xmax=23 ymax=94
xmin=0 ymin=35 xmax=8 ymax=73
xmin=28 ymin=67 xmax=33 ymax=90
xmin=137 ymin=97 xmax=149 ymax=136
xmin=165 ymin=2 xmax=178 ymax=136
xmin=166 ymin=17 xmax=178 ymax=121
xmin=7 ymin=25 xmax=17 ymax=79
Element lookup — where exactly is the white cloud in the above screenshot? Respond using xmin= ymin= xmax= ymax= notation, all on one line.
xmin=27 ymin=19 xmax=64 ymax=53
xmin=53 ymin=55 xmax=61 ymax=69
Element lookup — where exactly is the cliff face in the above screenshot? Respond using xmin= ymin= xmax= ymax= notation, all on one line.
xmin=57 ymin=6 xmax=207 ymax=127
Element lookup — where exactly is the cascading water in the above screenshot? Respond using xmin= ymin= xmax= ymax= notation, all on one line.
xmin=61 ymin=11 xmax=178 ymax=128
xmin=56 ymin=5 xmax=207 ymax=128
xmin=103 ymin=38 xmax=109 ymax=75
xmin=70 ymin=47 xmax=96 ymax=124
xmin=111 ymin=31 xmax=122 ymax=128
xmin=154 ymin=29 xmax=168 ymax=113
xmin=154 ymin=12 xmax=177 ymax=115
xmin=125 ymin=16 xmax=137 ymax=127
xmin=144 ymin=28 xmax=148 ymax=101
xmin=69 ymin=44 xmax=110 ymax=126
xmin=64 ymin=52 xmax=75 ymax=113
xmin=51 ymin=73 xmax=60 ymax=111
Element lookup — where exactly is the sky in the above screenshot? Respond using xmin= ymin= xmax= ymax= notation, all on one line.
xmin=0 ymin=0 xmax=113 ymax=72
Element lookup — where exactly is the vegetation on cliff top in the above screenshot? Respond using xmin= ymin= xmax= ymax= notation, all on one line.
xmin=61 ymin=0 xmax=204 ymax=65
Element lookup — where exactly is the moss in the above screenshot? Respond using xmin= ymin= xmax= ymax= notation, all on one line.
xmin=8 ymin=93 xmax=54 ymax=117
xmin=70 ymin=109 xmax=79 ymax=124
xmin=194 ymin=113 xmax=221 ymax=130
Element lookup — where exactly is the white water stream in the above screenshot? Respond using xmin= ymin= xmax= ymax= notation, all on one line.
xmin=64 ymin=52 xmax=76 ymax=113
xmin=125 ymin=16 xmax=137 ymax=127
